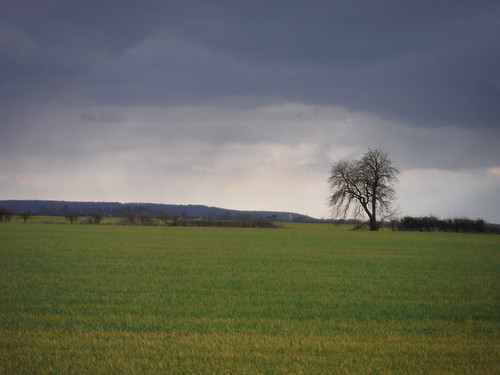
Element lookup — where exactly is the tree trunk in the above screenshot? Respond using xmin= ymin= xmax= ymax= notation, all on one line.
xmin=362 ymin=205 xmax=378 ymax=231
xmin=370 ymin=188 xmax=378 ymax=231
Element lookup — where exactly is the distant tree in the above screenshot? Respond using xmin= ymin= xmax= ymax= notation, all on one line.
xmin=328 ymin=148 xmax=399 ymax=231
xmin=171 ymin=215 xmax=183 ymax=226
xmin=65 ymin=213 xmax=79 ymax=224
xmin=0 ymin=208 xmax=14 ymax=222
xmin=20 ymin=212 xmax=32 ymax=223
xmin=89 ymin=213 xmax=103 ymax=224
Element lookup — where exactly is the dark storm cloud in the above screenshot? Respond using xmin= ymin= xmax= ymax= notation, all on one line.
xmin=1 ymin=0 xmax=499 ymax=128
xmin=80 ymin=112 xmax=125 ymax=123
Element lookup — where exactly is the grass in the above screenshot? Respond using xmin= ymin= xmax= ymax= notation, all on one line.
xmin=0 ymin=222 xmax=499 ymax=374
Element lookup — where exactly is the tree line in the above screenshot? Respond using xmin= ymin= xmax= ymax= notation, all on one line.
xmin=2 ymin=206 xmax=498 ymax=233
xmin=0 ymin=208 xmax=32 ymax=223
xmin=390 ymin=216 xmax=499 ymax=234
xmin=0 ymin=208 xmax=282 ymax=228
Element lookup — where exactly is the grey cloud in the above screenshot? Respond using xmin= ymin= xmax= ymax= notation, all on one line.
xmin=1 ymin=99 xmax=498 ymax=174
xmin=1 ymin=1 xmax=499 ymax=129
xmin=80 ymin=112 xmax=125 ymax=123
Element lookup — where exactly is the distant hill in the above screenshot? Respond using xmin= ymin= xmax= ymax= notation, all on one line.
xmin=0 ymin=200 xmax=318 ymax=222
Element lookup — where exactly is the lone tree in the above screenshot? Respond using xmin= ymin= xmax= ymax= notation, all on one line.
xmin=20 ymin=212 xmax=32 ymax=223
xmin=328 ymin=148 xmax=399 ymax=231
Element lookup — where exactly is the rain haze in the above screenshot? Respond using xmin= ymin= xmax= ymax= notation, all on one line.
xmin=1 ymin=0 xmax=499 ymax=222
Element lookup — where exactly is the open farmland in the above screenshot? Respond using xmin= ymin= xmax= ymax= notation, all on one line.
xmin=0 ymin=222 xmax=498 ymax=374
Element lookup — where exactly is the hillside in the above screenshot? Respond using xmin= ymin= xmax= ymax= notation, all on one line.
xmin=0 ymin=200 xmax=317 ymax=222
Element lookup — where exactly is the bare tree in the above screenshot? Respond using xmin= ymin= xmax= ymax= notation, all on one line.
xmin=65 ymin=213 xmax=79 ymax=224
xmin=328 ymin=148 xmax=399 ymax=231
xmin=20 ymin=212 xmax=32 ymax=223
xmin=89 ymin=213 xmax=103 ymax=224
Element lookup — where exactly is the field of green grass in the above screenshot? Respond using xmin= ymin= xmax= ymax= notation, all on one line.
xmin=0 ymin=222 xmax=498 ymax=374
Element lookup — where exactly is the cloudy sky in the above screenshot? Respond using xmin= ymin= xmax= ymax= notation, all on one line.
xmin=1 ymin=0 xmax=499 ymax=222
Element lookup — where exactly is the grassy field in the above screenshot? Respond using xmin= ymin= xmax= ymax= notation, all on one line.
xmin=0 ymin=222 xmax=498 ymax=374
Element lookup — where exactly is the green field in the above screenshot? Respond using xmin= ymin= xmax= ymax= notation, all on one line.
xmin=0 ymin=222 xmax=498 ymax=374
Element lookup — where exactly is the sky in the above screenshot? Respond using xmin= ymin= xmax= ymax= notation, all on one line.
xmin=1 ymin=0 xmax=499 ymax=222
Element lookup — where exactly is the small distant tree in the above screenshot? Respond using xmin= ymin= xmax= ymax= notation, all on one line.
xmin=20 ymin=212 xmax=32 ymax=223
xmin=89 ymin=213 xmax=103 ymax=224
xmin=328 ymin=148 xmax=399 ymax=231
xmin=65 ymin=213 xmax=79 ymax=224
xmin=171 ymin=215 xmax=184 ymax=226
